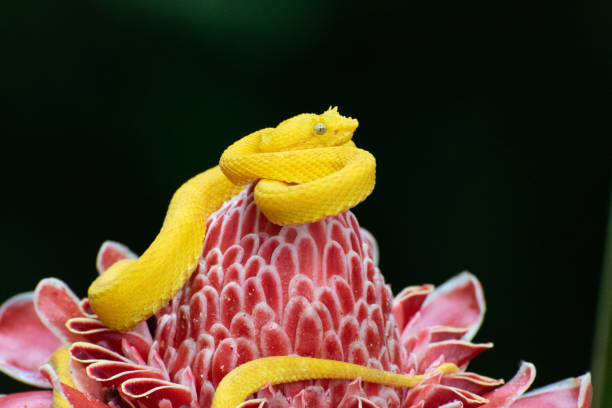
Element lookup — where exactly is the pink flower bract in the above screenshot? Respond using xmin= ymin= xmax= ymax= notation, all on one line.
xmin=0 ymin=185 xmax=592 ymax=408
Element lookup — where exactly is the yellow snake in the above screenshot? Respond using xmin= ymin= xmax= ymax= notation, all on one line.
xmin=212 ymin=357 xmax=460 ymax=408
xmin=83 ymin=108 xmax=461 ymax=407
xmin=88 ymin=107 xmax=375 ymax=331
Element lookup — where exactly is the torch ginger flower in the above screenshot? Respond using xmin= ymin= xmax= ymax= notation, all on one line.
xmin=0 ymin=185 xmax=592 ymax=408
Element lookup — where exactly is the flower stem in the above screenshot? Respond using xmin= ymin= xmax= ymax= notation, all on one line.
xmin=592 ymin=177 xmax=612 ymax=408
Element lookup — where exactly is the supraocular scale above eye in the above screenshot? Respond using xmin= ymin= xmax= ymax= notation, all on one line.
xmin=313 ymin=122 xmax=327 ymax=135
xmin=258 ymin=107 xmax=358 ymax=152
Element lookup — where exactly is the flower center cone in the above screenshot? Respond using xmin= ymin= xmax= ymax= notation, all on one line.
xmin=153 ymin=184 xmax=398 ymax=407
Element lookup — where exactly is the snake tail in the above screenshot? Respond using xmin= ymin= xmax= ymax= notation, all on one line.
xmin=212 ymin=357 xmax=460 ymax=408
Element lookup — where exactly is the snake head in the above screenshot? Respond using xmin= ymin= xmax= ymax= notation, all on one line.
xmin=259 ymin=107 xmax=359 ymax=152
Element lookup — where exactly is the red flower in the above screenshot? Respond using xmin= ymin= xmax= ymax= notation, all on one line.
xmin=0 ymin=186 xmax=592 ymax=408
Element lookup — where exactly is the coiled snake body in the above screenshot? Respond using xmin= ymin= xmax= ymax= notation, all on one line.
xmin=88 ymin=107 xmax=375 ymax=331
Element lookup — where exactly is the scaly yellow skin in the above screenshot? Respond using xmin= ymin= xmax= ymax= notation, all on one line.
xmin=49 ymin=346 xmax=74 ymax=408
xmin=88 ymin=107 xmax=375 ymax=331
xmin=212 ymin=357 xmax=460 ymax=408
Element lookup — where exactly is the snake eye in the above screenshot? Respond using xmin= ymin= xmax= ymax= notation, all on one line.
xmin=313 ymin=122 xmax=327 ymax=135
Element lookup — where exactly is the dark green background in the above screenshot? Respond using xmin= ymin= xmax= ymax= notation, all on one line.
xmin=1 ymin=0 xmax=610 ymax=397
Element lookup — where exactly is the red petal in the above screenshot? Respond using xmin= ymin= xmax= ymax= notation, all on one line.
xmin=260 ymin=268 xmax=282 ymax=317
xmin=289 ymin=274 xmax=315 ymax=303
xmin=211 ymin=338 xmax=237 ymax=385
xmin=510 ymin=372 xmax=592 ymax=408
xmin=68 ymin=359 xmax=104 ymax=402
xmin=0 ymin=292 xmax=60 ymax=387
xmin=429 ymin=326 xmax=470 ymax=342
xmin=322 ymin=331 xmax=344 ymax=361
xmin=282 ymin=297 xmax=309 ymax=348
xmin=403 ymin=273 xmax=485 ymax=342
xmin=236 ymin=337 xmax=259 ymax=366
xmin=87 ymin=360 xmax=165 ymax=386
xmin=441 ymin=371 xmax=504 ymax=395
xmin=96 ymin=241 xmax=137 ymax=274
xmin=230 ymin=312 xmax=256 ymax=340
xmin=481 ymin=362 xmax=536 ymax=408
xmin=222 ymin=245 xmax=244 ymax=271
xmin=339 ymin=316 xmax=359 ymax=358
xmin=330 ymin=221 xmax=350 ymax=253
xmin=392 ymin=285 xmax=434 ymax=331
xmin=244 ymin=256 xmax=265 ymax=281
xmin=360 ymin=320 xmax=381 ymax=358
xmin=317 ymin=287 xmax=342 ymax=330
xmin=252 ymin=304 xmax=275 ymax=338
xmin=219 ymin=207 xmax=241 ymax=252
xmin=348 ymin=253 xmax=365 ymax=301
xmin=272 ymin=244 xmax=297 ymax=303
xmin=336 ymin=378 xmax=365 ymax=408
xmin=403 ymin=383 xmax=487 ymax=408
xmin=240 ymin=234 xmax=260 ymax=260
xmin=324 ymin=242 xmax=347 ymax=282
xmin=358 ymin=397 xmax=383 ymax=408
xmin=70 ymin=342 xmax=130 ymax=364
xmin=220 ymin=282 xmax=243 ymax=328
xmin=259 ymin=237 xmax=281 ymax=264
xmin=65 ymin=318 xmax=124 ymax=353
xmin=332 ymin=276 xmax=355 ymax=315
xmin=34 ymin=278 xmax=83 ymax=344
xmin=0 ymin=391 xmax=53 ymax=408
xmin=261 ymin=322 xmax=291 ymax=357
xmin=419 ymin=340 xmax=493 ymax=372
xmin=243 ymin=278 xmax=265 ymax=315
xmin=121 ymin=378 xmax=193 ymax=407
xmin=297 ymin=236 xmax=318 ymax=280
xmin=294 ymin=306 xmax=323 ymax=357
xmin=203 ymin=212 xmax=223 ymax=255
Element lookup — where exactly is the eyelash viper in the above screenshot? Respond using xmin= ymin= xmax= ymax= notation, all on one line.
xmin=85 ymin=108 xmax=460 ymax=407
xmin=87 ymin=107 xmax=375 ymax=332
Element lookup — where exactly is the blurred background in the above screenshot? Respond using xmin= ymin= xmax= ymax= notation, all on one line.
xmin=1 ymin=0 xmax=611 ymax=402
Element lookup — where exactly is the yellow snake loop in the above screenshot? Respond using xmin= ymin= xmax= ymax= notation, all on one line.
xmin=48 ymin=346 xmax=74 ymax=408
xmin=88 ymin=107 xmax=376 ymax=331
xmin=211 ymin=357 xmax=460 ymax=408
